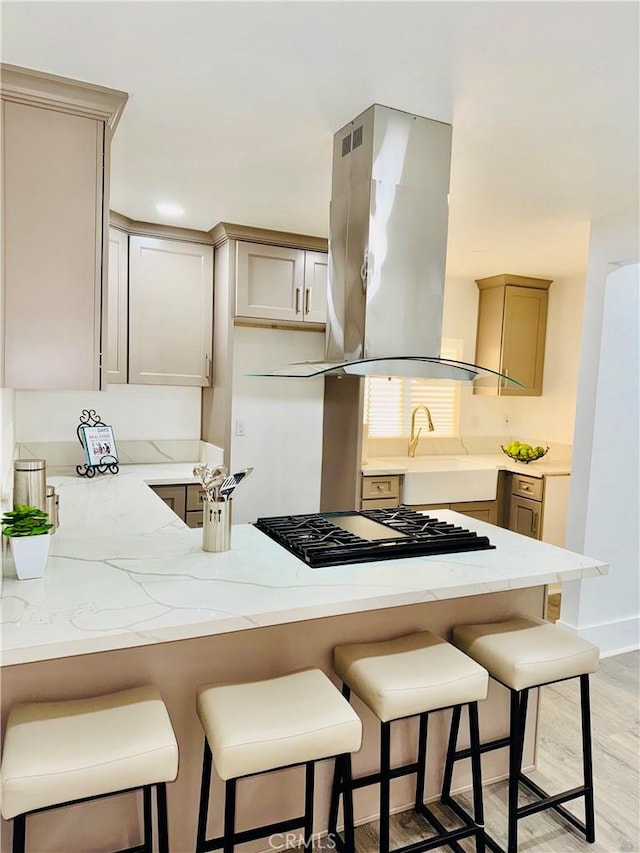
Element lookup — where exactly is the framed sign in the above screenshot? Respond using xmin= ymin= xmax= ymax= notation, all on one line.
xmin=81 ymin=424 xmax=118 ymax=467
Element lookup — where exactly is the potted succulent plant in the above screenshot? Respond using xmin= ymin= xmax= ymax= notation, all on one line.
xmin=2 ymin=505 xmax=53 ymax=580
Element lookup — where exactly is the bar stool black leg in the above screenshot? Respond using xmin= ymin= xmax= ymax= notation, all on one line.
xmin=468 ymin=702 xmax=485 ymax=853
xmin=441 ymin=704 xmax=462 ymax=805
xmin=379 ymin=721 xmax=391 ymax=853
xmin=328 ymin=755 xmax=342 ymax=842
xmin=223 ymin=778 xmax=237 ymax=853
xmin=517 ymin=690 xmax=530 ymax=772
xmin=142 ymin=784 xmax=153 ymax=853
xmin=12 ymin=814 xmax=26 ymax=853
xmin=304 ymin=761 xmax=315 ymax=849
xmin=507 ymin=690 xmax=522 ymax=853
xmin=341 ymin=753 xmax=356 ymax=853
xmin=156 ymin=782 xmax=169 ymax=853
xmin=580 ymin=675 xmax=596 ymax=843
xmin=414 ymin=713 xmax=429 ymax=808
xmin=196 ymin=740 xmax=213 ymax=853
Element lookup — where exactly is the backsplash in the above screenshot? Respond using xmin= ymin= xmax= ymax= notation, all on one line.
xmin=365 ymin=434 xmax=572 ymax=463
xmin=17 ymin=440 xmax=223 ymax=469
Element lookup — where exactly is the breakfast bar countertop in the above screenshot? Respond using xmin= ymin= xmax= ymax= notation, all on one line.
xmin=0 ymin=464 xmax=606 ymax=667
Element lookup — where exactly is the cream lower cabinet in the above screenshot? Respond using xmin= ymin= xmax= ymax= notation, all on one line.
xmin=361 ymin=475 xmax=401 ymax=510
xmin=407 ymin=500 xmax=499 ymax=525
xmin=505 ymin=472 xmax=570 ymax=545
xmin=150 ymin=483 xmax=206 ymax=528
xmin=235 ymin=241 xmax=327 ymax=325
xmin=128 ymin=236 xmax=213 ymax=385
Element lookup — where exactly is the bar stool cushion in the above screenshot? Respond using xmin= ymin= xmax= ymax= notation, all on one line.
xmin=196 ymin=668 xmax=362 ymax=781
xmin=334 ymin=630 xmax=488 ymax=723
xmin=453 ymin=616 xmax=600 ymax=691
xmin=0 ymin=685 xmax=178 ymax=820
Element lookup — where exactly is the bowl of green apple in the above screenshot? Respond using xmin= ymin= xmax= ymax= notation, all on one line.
xmin=501 ymin=441 xmax=549 ymax=463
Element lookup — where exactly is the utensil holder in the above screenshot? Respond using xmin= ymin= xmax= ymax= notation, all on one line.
xmin=202 ymin=499 xmax=231 ymax=553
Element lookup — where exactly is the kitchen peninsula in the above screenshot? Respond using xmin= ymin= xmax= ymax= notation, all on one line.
xmin=1 ymin=464 xmax=607 ymax=852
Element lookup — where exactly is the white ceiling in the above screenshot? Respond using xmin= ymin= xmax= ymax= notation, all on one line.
xmin=3 ymin=1 xmax=638 ymax=280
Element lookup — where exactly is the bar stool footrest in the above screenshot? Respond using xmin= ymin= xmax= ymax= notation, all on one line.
xmin=332 ymin=801 xmax=481 ymax=853
xmin=449 ymin=735 xmax=511 ymax=762
xmin=517 ymin=773 xmax=590 ymax=833
xmin=202 ymin=815 xmax=306 ymax=852
xmin=441 ymin=793 xmax=504 ymax=853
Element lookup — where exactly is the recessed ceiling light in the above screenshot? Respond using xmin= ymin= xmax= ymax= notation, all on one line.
xmin=155 ymin=202 xmax=185 ymax=217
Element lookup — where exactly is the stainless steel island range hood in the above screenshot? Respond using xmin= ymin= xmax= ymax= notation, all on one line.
xmin=262 ymin=104 xmax=519 ymax=386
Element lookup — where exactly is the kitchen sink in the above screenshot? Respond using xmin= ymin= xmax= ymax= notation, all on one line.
xmin=369 ymin=456 xmax=499 ymax=505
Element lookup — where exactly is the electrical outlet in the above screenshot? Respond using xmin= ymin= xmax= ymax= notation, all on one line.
xmin=235 ymin=420 xmax=246 ymax=437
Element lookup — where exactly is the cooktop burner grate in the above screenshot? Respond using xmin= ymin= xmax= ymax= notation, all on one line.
xmin=254 ymin=507 xmax=494 ymax=568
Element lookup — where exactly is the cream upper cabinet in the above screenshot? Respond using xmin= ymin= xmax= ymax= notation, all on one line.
xmin=474 ymin=274 xmax=552 ymax=396
xmin=128 ymin=236 xmax=213 ymax=386
xmin=1 ymin=64 xmax=127 ymax=390
xmin=303 ymin=251 xmax=328 ymax=323
xmin=106 ymin=227 xmax=128 ymax=384
xmin=235 ymin=241 xmax=327 ymax=325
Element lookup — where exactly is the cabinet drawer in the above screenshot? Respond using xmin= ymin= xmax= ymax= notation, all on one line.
xmin=187 ymin=484 xmax=208 ymax=511
xmin=510 ymin=474 xmax=543 ymax=501
xmin=185 ymin=509 xmax=204 ymax=529
xmin=361 ymin=497 xmax=401 ymax=510
xmin=362 ymin=475 xmax=400 ymax=500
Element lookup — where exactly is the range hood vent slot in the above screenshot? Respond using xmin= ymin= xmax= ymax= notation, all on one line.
xmin=352 ymin=125 xmax=363 ymax=149
xmin=341 ymin=133 xmax=352 ymax=157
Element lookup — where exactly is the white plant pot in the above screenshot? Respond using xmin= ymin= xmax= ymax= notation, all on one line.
xmin=10 ymin=534 xmax=50 ymax=580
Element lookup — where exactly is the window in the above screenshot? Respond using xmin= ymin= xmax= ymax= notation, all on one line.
xmin=364 ymin=340 xmax=462 ymax=438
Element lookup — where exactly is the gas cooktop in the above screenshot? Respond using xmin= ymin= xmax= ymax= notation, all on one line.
xmin=254 ymin=507 xmax=494 ymax=568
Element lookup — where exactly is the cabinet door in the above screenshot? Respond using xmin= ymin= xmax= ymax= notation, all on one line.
xmin=128 ymin=236 xmax=213 ymax=386
xmin=303 ymin=251 xmax=328 ymax=323
xmin=236 ymin=242 xmax=305 ymax=322
xmin=106 ymin=228 xmax=128 ymax=383
xmin=508 ymin=496 xmax=541 ymax=539
xmin=451 ymin=500 xmax=498 ymax=525
xmin=2 ymin=101 xmax=105 ymax=390
xmin=150 ymin=485 xmax=186 ymax=520
xmin=501 ymin=286 xmax=548 ymax=396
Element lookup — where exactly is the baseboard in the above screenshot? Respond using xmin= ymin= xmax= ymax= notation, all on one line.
xmin=557 ymin=614 xmax=640 ymax=657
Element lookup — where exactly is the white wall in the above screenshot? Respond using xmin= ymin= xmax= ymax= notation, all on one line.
xmin=443 ymin=273 xmax=586 ymax=444
xmin=561 ymin=261 xmax=639 ymax=655
xmin=561 ymin=200 xmax=640 ymax=654
xmin=14 ymin=384 xmax=201 ymax=442
xmin=0 ymin=388 xmax=16 ymax=499
xmin=230 ymin=325 xmax=325 ymax=523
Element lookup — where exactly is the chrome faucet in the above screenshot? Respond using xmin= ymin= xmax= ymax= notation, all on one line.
xmin=407 ymin=405 xmax=435 ymax=457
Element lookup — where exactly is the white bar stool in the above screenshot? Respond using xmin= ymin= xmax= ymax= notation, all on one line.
xmin=0 ymin=684 xmax=179 ymax=853
xmin=195 ymin=667 xmax=363 ymax=853
xmin=331 ymin=630 xmax=489 ymax=853
xmin=447 ymin=616 xmax=600 ymax=853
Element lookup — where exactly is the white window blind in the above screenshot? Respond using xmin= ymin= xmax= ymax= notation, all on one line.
xmin=364 ymin=340 xmax=462 ymax=438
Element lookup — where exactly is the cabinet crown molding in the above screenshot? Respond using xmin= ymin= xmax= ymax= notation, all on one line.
xmin=110 ymin=210 xmax=213 ymax=244
xmin=210 ymin=221 xmax=328 ymax=252
xmin=1 ymin=63 xmax=128 ymax=130
xmin=475 ymin=274 xmax=553 ymax=291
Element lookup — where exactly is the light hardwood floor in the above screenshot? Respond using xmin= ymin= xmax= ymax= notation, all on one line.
xmin=349 ymin=651 xmax=639 ymax=853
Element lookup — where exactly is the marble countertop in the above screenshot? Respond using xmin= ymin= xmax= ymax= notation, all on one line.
xmin=1 ymin=463 xmax=604 ymax=667
xmin=363 ymin=454 xmax=572 ymax=478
